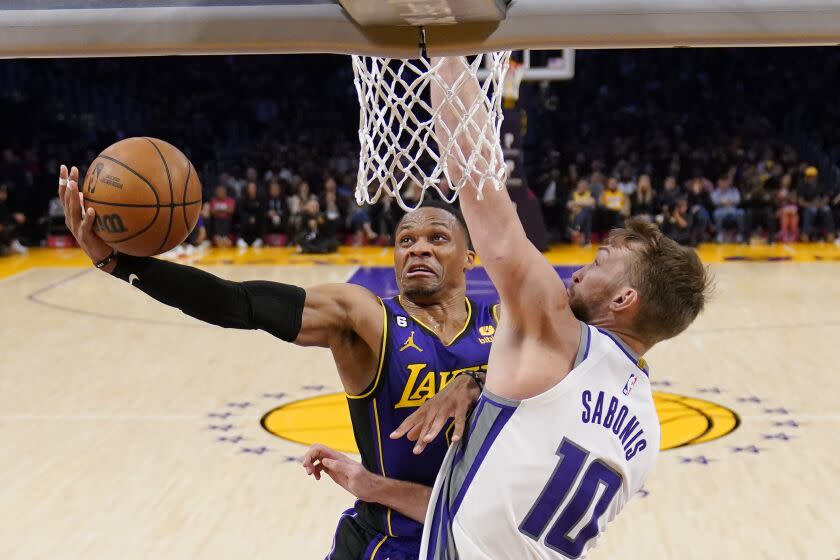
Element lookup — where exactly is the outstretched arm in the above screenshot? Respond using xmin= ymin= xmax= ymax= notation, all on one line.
xmin=303 ymin=444 xmax=432 ymax=524
xmin=58 ymin=165 xmax=383 ymax=392
xmin=430 ymin=58 xmax=578 ymax=338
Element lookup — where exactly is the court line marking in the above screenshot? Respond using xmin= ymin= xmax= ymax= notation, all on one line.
xmin=23 ymin=264 xmax=362 ymax=328
xmin=26 ymin=266 xmax=205 ymax=328
xmin=0 ymin=266 xmax=37 ymax=282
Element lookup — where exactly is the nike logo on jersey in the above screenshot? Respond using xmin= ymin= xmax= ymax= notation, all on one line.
xmin=581 ymin=390 xmax=648 ymax=461
xmin=129 ymin=273 xmax=139 ymax=286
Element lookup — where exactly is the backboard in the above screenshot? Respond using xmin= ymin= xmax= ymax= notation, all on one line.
xmin=4 ymin=0 xmax=840 ymax=58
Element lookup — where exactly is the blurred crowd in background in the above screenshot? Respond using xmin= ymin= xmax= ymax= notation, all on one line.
xmin=2 ymin=47 xmax=840 ymax=256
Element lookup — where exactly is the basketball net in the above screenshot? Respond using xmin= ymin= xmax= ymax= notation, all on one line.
xmin=352 ymin=52 xmax=512 ymax=211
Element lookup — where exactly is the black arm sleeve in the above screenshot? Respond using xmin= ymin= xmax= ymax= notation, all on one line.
xmin=111 ymin=254 xmax=306 ymax=342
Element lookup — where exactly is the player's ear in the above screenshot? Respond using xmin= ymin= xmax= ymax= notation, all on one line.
xmin=611 ymin=287 xmax=639 ymax=313
xmin=464 ymin=249 xmax=476 ymax=270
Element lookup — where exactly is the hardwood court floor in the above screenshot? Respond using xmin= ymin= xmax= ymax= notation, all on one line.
xmin=1 ymin=244 xmax=839 ymax=559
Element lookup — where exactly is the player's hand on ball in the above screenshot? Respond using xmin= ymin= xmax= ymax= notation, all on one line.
xmin=302 ymin=444 xmax=379 ymax=502
xmin=58 ymin=164 xmax=112 ymax=264
xmin=390 ymin=373 xmax=479 ymax=454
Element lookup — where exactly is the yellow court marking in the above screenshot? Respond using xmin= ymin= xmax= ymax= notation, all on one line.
xmin=262 ymin=391 xmax=739 ymax=454
xmin=3 ymin=241 xmax=840 ymax=280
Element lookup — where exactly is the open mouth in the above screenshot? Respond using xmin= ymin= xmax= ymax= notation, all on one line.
xmin=405 ymin=263 xmax=436 ymax=279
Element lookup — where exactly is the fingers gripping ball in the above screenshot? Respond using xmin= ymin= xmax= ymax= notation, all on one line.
xmin=82 ymin=137 xmax=202 ymax=256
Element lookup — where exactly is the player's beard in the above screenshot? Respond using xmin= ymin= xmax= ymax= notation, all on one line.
xmin=568 ymin=292 xmax=594 ymax=322
xmin=568 ymin=284 xmax=611 ymax=323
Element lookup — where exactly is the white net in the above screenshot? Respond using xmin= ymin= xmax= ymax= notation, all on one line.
xmin=352 ymin=52 xmax=512 ymax=212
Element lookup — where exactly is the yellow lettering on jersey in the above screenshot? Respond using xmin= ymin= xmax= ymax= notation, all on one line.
xmin=395 ymin=363 xmax=428 ymax=409
xmin=395 ymin=364 xmax=488 ymax=409
xmin=409 ymin=371 xmax=437 ymax=402
xmin=439 ymin=370 xmax=459 ymax=391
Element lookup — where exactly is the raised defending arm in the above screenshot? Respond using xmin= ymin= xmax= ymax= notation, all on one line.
xmin=430 ymin=58 xmax=578 ymax=337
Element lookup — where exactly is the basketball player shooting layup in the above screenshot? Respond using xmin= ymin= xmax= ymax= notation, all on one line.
xmin=305 ymin=57 xmax=713 ymax=559
xmin=57 ymin=165 xmax=497 ymax=559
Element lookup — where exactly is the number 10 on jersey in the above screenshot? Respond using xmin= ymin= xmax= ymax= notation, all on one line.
xmin=519 ymin=438 xmax=623 ymax=558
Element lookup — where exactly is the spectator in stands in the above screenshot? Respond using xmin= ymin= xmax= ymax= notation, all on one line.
xmin=588 ymin=171 xmax=605 ymax=200
xmin=742 ymin=178 xmax=777 ymax=243
xmin=0 ymin=184 xmax=27 ymax=255
xmin=209 ymin=184 xmax=236 ymax=248
xmin=296 ymin=197 xmax=339 ymax=254
xmin=288 ymin=180 xmax=311 ymax=217
xmin=798 ymin=166 xmax=835 ymax=242
xmin=540 ymin=168 xmax=570 ymax=241
xmin=685 ymin=178 xmax=712 ymax=244
xmin=245 ymin=166 xmax=259 ymax=188
xmin=776 ymin=173 xmax=799 ymax=243
xmin=711 ymin=175 xmax=745 ymax=243
xmin=373 ymin=195 xmax=400 ymax=243
xmin=265 ymin=181 xmax=287 ymax=237
xmin=657 ymin=176 xmax=682 ymax=218
xmin=831 ymin=183 xmax=840 ymax=244
xmin=163 ymin=216 xmax=209 ymax=258
xmin=617 ymin=166 xmax=637 ymax=198
xmin=663 ymin=197 xmax=692 ymax=246
xmin=599 ymin=176 xmax=626 ymax=230
xmin=763 ymin=162 xmax=785 ymax=192
xmin=288 ymin=180 xmax=313 ymax=236
xmin=185 ymin=216 xmax=208 ymax=253
xmin=320 ymin=175 xmax=349 ymax=219
xmin=237 ymin=181 xmax=265 ymax=248
xmin=322 ymin=190 xmax=345 ymax=240
xmin=41 ymin=193 xmax=68 ymax=239
xmin=347 ymin=185 xmax=379 ymax=246
xmin=567 ymin=178 xmax=595 ymax=246
xmin=630 ymin=175 xmax=657 ymax=223
xmin=225 ymin=169 xmax=247 ymax=199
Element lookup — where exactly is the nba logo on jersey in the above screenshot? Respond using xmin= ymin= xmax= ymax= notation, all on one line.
xmin=623 ymin=373 xmax=638 ymax=396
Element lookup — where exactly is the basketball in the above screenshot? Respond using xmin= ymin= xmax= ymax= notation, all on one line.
xmin=82 ymin=137 xmax=202 ymax=256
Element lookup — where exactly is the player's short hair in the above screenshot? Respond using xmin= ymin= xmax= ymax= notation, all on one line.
xmin=397 ymin=198 xmax=472 ymax=249
xmin=607 ymin=219 xmax=713 ymax=344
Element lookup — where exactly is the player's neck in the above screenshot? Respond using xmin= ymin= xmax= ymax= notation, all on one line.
xmin=589 ymin=319 xmax=650 ymax=357
xmin=400 ymin=290 xmax=468 ymax=339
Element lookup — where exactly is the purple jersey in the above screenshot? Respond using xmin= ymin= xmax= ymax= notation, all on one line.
xmin=347 ymin=295 xmax=498 ymax=542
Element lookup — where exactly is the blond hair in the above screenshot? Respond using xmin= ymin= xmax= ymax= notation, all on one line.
xmin=607 ymin=219 xmax=713 ymax=344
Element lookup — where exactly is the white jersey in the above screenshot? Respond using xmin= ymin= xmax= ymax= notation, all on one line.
xmin=420 ymin=323 xmax=660 ymax=560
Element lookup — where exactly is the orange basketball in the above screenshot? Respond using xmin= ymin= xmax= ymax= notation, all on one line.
xmin=82 ymin=137 xmax=202 ymax=256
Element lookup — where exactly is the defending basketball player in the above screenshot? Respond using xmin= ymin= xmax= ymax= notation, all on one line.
xmin=425 ymin=56 xmax=713 ymax=559
xmin=57 ymin=164 xmax=497 ymax=560
xmin=305 ymin=57 xmax=712 ymax=559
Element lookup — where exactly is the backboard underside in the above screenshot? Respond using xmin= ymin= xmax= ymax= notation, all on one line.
xmin=3 ymin=0 xmax=840 ymax=59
